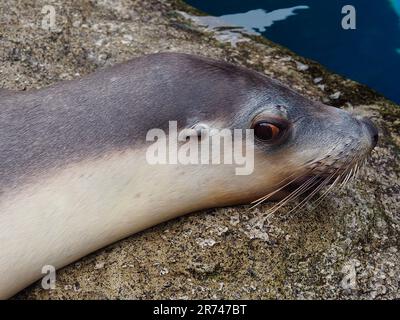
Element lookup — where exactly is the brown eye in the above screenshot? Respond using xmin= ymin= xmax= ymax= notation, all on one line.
xmin=253 ymin=122 xmax=281 ymax=141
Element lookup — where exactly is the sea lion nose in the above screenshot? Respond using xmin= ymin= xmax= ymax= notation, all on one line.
xmin=360 ymin=117 xmax=379 ymax=149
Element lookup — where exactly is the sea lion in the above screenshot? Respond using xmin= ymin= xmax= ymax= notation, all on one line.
xmin=0 ymin=53 xmax=378 ymax=298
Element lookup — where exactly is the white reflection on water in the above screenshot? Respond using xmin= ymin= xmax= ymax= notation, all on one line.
xmin=219 ymin=6 xmax=309 ymax=33
xmin=179 ymin=6 xmax=309 ymax=47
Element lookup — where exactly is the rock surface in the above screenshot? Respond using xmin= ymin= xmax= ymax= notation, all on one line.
xmin=1 ymin=0 xmax=399 ymax=299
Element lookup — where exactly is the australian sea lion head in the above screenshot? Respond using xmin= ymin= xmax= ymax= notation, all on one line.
xmin=137 ymin=53 xmax=378 ymax=206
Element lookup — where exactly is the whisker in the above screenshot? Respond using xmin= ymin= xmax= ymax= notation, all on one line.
xmin=311 ymin=155 xmax=361 ymax=210
xmin=283 ymin=177 xmax=329 ymax=215
xmin=249 ymin=145 xmax=368 ymax=216
xmin=249 ymin=165 xmax=318 ymax=209
xmin=310 ymin=174 xmax=343 ymax=210
xmin=289 ymin=170 xmax=341 ymax=214
xmin=250 ymin=171 xmax=304 ymax=206
xmin=263 ymin=176 xmax=320 ymax=215
xmin=339 ymin=168 xmax=353 ymax=189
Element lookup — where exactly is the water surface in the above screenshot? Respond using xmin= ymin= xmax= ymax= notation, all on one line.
xmin=186 ymin=0 xmax=400 ymax=104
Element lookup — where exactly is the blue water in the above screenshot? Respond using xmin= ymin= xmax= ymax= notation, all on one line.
xmin=186 ymin=0 xmax=400 ymax=104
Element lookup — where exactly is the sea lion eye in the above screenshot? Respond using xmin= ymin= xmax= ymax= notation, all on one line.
xmin=253 ymin=121 xmax=282 ymax=141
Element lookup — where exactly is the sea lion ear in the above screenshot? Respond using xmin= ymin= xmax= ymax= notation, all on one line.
xmin=179 ymin=123 xmax=210 ymax=142
xmin=191 ymin=123 xmax=210 ymax=138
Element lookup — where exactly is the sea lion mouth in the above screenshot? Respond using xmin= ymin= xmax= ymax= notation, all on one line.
xmin=249 ymin=173 xmax=339 ymax=213
xmin=251 ymin=154 xmax=368 ymax=213
xmin=281 ymin=175 xmax=329 ymax=194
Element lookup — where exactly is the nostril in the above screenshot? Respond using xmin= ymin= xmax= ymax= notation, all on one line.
xmin=361 ymin=117 xmax=379 ymax=148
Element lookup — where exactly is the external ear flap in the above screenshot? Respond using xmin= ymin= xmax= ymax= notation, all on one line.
xmin=179 ymin=123 xmax=210 ymax=141
xmin=191 ymin=123 xmax=210 ymax=139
